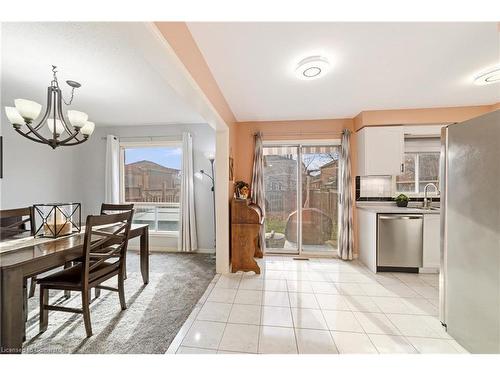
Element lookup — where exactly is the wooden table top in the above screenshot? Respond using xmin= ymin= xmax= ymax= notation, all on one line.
xmin=0 ymin=224 xmax=148 ymax=269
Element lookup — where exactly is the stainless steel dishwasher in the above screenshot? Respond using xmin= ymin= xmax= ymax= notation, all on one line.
xmin=377 ymin=214 xmax=423 ymax=272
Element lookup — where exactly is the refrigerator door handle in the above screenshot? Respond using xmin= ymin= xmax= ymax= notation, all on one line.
xmin=439 ymin=126 xmax=448 ymax=327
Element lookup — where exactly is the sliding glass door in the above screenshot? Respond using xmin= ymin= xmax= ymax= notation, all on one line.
xmin=263 ymin=143 xmax=340 ymax=256
xmin=263 ymin=146 xmax=299 ymax=254
xmin=300 ymin=146 xmax=340 ymax=254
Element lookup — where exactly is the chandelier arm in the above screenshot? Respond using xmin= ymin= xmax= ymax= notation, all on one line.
xmin=60 ymin=137 xmax=89 ymax=146
xmin=55 ymin=87 xmax=74 ymax=135
xmin=58 ymin=131 xmax=81 ymax=145
xmin=23 ymin=87 xmax=54 ymax=137
xmin=24 ymin=121 xmax=51 ymax=143
xmin=14 ymin=127 xmax=48 ymax=144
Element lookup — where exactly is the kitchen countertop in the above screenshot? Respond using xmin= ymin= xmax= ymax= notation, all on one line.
xmin=355 ymin=203 xmax=440 ymax=214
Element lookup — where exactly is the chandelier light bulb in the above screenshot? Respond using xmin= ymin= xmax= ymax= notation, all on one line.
xmin=5 ymin=106 xmax=25 ymax=126
xmin=67 ymin=110 xmax=89 ymax=129
xmin=14 ymin=99 xmax=42 ymax=121
xmin=46 ymin=118 xmax=65 ymax=136
xmin=80 ymin=121 xmax=95 ymax=136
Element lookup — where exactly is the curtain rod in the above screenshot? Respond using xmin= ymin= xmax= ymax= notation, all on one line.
xmin=255 ymin=130 xmax=345 ymax=137
xmin=100 ymin=135 xmax=182 ymax=141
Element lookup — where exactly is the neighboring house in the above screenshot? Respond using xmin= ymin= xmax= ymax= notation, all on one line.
xmin=309 ymin=159 xmax=338 ymax=190
xmin=264 ymin=155 xmax=298 ymax=215
xmin=124 ymin=160 xmax=181 ymax=203
xmin=264 ymin=154 xmax=339 ymax=214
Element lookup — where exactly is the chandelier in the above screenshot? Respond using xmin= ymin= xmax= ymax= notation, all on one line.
xmin=4 ymin=65 xmax=95 ymax=149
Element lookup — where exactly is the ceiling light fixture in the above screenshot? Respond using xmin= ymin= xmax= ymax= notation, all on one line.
xmin=474 ymin=66 xmax=500 ymax=86
xmin=295 ymin=56 xmax=330 ymax=80
xmin=4 ymin=65 xmax=94 ymax=149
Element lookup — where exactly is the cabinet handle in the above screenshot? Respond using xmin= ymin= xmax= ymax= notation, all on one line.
xmin=400 ymin=163 xmax=404 ymax=173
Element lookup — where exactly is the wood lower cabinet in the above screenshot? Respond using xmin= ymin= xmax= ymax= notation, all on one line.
xmin=230 ymin=199 xmax=263 ymax=274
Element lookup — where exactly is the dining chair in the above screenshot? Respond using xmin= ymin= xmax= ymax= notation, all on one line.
xmin=37 ymin=210 xmax=134 ymax=337
xmin=0 ymin=207 xmax=37 ymax=324
xmin=0 ymin=207 xmax=35 ymax=239
xmin=95 ymin=203 xmax=135 ymax=298
xmin=100 ymin=203 xmax=135 ymax=215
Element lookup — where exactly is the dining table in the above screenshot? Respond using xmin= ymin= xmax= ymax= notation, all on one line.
xmin=0 ymin=223 xmax=149 ymax=354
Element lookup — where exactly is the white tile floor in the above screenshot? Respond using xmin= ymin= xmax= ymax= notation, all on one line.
xmin=166 ymin=256 xmax=468 ymax=354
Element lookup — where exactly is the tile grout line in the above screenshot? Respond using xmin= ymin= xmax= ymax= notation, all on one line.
xmin=285 ymin=278 xmax=300 ymax=354
xmin=213 ymin=275 xmax=241 ymax=353
xmin=180 ymin=258 xmax=444 ymax=354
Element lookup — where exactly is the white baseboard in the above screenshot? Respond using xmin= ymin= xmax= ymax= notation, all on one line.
xmin=419 ymin=267 xmax=439 ymax=274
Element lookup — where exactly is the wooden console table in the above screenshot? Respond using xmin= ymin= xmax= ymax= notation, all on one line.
xmin=231 ymin=199 xmax=263 ymax=274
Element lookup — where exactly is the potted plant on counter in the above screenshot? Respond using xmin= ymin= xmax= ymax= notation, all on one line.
xmin=395 ymin=193 xmax=409 ymax=207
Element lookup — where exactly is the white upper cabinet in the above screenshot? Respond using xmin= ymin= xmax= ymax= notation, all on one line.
xmin=357 ymin=126 xmax=404 ymax=176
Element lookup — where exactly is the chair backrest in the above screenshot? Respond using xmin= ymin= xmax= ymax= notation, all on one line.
xmin=0 ymin=207 xmax=35 ymax=240
xmin=81 ymin=210 xmax=134 ymax=284
xmin=100 ymin=203 xmax=135 ymax=215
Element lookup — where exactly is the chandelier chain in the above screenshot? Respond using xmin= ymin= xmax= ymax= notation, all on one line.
xmin=51 ymin=65 xmax=76 ymax=106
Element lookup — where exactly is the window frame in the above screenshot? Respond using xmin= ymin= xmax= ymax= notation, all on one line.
xmin=119 ymin=140 xmax=183 ymax=236
xmin=395 ymin=151 xmax=440 ymax=196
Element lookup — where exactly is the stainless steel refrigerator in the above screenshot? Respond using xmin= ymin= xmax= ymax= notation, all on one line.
xmin=440 ymin=109 xmax=500 ymax=353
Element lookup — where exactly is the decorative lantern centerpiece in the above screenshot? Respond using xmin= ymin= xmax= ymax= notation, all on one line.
xmin=33 ymin=203 xmax=81 ymax=238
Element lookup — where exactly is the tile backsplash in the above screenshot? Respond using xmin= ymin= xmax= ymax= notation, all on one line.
xmin=359 ymin=176 xmax=393 ymax=198
xmin=355 ymin=176 xmax=439 ymax=202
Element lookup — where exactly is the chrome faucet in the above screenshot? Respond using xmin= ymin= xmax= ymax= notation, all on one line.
xmin=423 ymin=183 xmax=439 ymax=209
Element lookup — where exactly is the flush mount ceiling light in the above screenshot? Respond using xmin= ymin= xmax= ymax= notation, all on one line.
xmin=295 ymin=56 xmax=330 ymax=80
xmin=474 ymin=66 xmax=500 ymax=85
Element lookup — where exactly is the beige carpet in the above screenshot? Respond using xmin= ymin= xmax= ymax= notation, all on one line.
xmin=22 ymin=252 xmax=215 ymax=354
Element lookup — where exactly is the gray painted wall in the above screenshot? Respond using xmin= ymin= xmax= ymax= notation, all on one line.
xmin=1 ymin=120 xmax=81 ymax=209
xmin=1 ymin=121 xmax=216 ymax=251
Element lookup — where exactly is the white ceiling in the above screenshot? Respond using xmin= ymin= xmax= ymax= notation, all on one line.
xmin=188 ymin=22 xmax=500 ymax=121
xmin=1 ymin=22 xmax=205 ymax=127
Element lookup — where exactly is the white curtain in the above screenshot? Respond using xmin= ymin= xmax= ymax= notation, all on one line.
xmin=105 ymin=135 xmax=120 ymax=203
xmin=178 ymin=132 xmax=198 ymax=252
xmin=338 ymin=129 xmax=354 ymax=260
xmin=251 ymin=132 xmax=266 ymax=252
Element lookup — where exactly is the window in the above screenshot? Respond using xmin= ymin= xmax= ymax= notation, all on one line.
xmin=120 ymin=142 xmax=182 ymax=233
xmin=396 ymin=152 xmax=440 ymax=194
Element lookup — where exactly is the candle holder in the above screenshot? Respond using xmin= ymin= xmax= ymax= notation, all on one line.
xmin=33 ymin=203 xmax=81 ymax=238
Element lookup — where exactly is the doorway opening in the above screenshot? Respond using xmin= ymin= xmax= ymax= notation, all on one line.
xmin=263 ymin=142 xmax=340 ymax=256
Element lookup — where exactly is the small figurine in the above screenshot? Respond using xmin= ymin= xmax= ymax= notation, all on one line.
xmin=234 ymin=181 xmax=250 ymax=199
